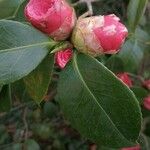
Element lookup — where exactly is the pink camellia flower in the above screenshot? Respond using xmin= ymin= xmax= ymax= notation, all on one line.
xmin=143 ymin=80 xmax=150 ymax=90
xmin=55 ymin=48 xmax=73 ymax=69
xmin=25 ymin=0 xmax=76 ymax=41
xmin=72 ymin=14 xmax=128 ymax=56
xmin=121 ymin=145 xmax=140 ymax=150
xmin=143 ymin=96 xmax=150 ymax=110
xmin=116 ymin=72 xmax=133 ymax=87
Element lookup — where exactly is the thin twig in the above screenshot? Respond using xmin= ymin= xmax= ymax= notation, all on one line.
xmin=78 ymin=11 xmax=93 ymax=19
xmin=87 ymin=1 xmax=93 ymax=15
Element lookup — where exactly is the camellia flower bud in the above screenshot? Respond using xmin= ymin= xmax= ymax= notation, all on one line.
xmin=72 ymin=14 xmax=128 ymax=56
xmin=121 ymin=145 xmax=140 ymax=150
xmin=116 ymin=72 xmax=133 ymax=87
xmin=25 ymin=0 xmax=76 ymax=41
xmin=143 ymin=96 xmax=150 ymax=110
xmin=143 ymin=80 xmax=150 ymax=90
xmin=55 ymin=48 xmax=73 ymax=69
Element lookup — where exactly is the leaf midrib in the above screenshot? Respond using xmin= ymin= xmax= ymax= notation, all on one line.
xmin=0 ymin=42 xmax=51 ymax=53
xmin=73 ymin=53 xmax=132 ymax=143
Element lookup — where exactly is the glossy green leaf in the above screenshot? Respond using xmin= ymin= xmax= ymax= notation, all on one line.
xmin=118 ymin=38 xmax=143 ymax=73
xmin=131 ymin=86 xmax=148 ymax=104
xmin=24 ymin=55 xmax=54 ymax=104
xmin=57 ymin=53 xmax=142 ymax=148
xmin=0 ymin=85 xmax=11 ymax=112
xmin=127 ymin=0 xmax=148 ymax=31
xmin=0 ymin=20 xmax=56 ymax=85
xmin=11 ymin=79 xmax=32 ymax=103
xmin=135 ymin=28 xmax=150 ymax=51
xmin=135 ymin=28 xmax=150 ymax=43
xmin=0 ymin=0 xmax=25 ymax=19
xmin=105 ymin=56 xmax=124 ymax=73
xmin=13 ymin=0 xmax=28 ymax=22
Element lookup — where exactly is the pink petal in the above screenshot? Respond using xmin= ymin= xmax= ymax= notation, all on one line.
xmin=24 ymin=0 xmax=76 ymax=40
xmin=121 ymin=145 xmax=140 ymax=150
xmin=93 ymin=14 xmax=128 ymax=54
xmin=143 ymin=96 xmax=150 ymax=110
xmin=143 ymin=80 xmax=150 ymax=90
xmin=55 ymin=49 xmax=73 ymax=69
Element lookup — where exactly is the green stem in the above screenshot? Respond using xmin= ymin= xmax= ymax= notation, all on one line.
xmin=50 ymin=41 xmax=73 ymax=54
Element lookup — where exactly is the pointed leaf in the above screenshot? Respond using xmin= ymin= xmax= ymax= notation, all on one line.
xmin=0 ymin=20 xmax=56 ymax=85
xmin=11 ymin=80 xmax=32 ymax=103
xmin=0 ymin=0 xmax=25 ymax=19
xmin=127 ymin=0 xmax=148 ymax=31
xmin=24 ymin=55 xmax=54 ymax=104
xmin=57 ymin=53 xmax=142 ymax=148
xmin=118 ymin=37 xmax=143 ymax=73
xmin=13 ymin=0 xmax=28 ymax=22
xmin=131 ymin=86 xmax=148 ymax=104
xmin=105 ymin=56 xmax=124 ymax=73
